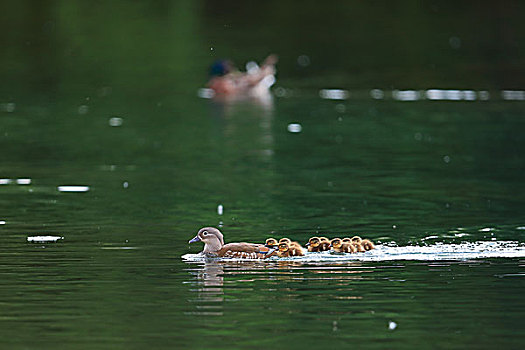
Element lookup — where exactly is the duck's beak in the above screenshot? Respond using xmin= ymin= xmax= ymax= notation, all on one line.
xmin=188 ymin=235 xmax=201 ymax=244
xmin=305 ymin=242 xmax=310 ymax=247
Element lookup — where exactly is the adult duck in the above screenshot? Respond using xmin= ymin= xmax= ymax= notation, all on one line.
xmin=189 ymin=227 xmax=276 ymax=259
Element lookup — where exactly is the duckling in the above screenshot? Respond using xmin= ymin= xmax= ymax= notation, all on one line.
xmin=277 ymin=241 xmax=304 ymax=257
xmin=265 ymin=238 xmax=279 ymax=249
xmin=306 ymin=236 xmax=322 ymax=252
xmin=306 ymin=236 xmax=330 ymax=252
xmin=318 ymin=237 xmax=331 ymax=251
xmin=279 ymin=237 xmax=303 ymax=250
xmin=352 ymin=242 xmax=366 ymax=252
xmin=342 ymin=237 xmax=352 ymax=244
xmin=361 ymin=239 xmax=375 ymax=251
xmin=351 ymin=236 xmax=362 ymax=244
xmin=330 ymin=238 xmax=357 ymax=253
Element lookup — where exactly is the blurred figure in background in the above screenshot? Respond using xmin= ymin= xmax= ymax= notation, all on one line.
xmin=207 ymin=54 xmax=278 ymax=97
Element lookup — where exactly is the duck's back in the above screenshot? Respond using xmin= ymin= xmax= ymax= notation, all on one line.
xmin=217 ymin=243 xmax=275 ymax=259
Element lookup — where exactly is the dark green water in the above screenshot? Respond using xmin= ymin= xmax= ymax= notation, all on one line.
xmin=2 ymin=1 xmax=525 ymax=349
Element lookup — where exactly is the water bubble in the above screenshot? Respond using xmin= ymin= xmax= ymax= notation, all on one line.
xmin=109 ymin=117 xmax=123 ymax=127
xmin=502 ymin=90 xmax=525 ymax=101
xmin=0 ymin=221 xmax=5 ymax=225
xmin=370 ymin=89 xmax=385 ymax=99
xmin=27 ymin=236 xmax=63 ymax=243
xmin=335 ymin=104 xmax=346 ymax=113
xmin=197 ymin=88 xmax=215 ymax=99
xmin=123 ymin=181 xmax=129 ymax=189
xmin=217 ymin=204 xmax=223 ymax=215
xmin=443 ymin=155 xmax=451 ymax=163
xmin=0 ymin=179 xmax=13 ymax=185
xmin=58 ymin=186 xmax=90 ymax=193
xmin=393 ymin=225 xmax=397 ymax=229
xmin=274 ymin=87 xmax=287 ymax=97
xmin=78 ymin=105 xmax=89 ymax=115
xmin=319 ymin=89 xmax=349 ymax=100
xmin=478 ymin=91 xmax=490 ymax=100
xmin=16 ymin=178 xmax=31 ymax=185
xmin=388 ymin=321 xmax=397 ymax=330
xmin=297 ymin=55 xmax=310 ymax=67
xmin=5 ymin=102 xmax=16 ymax=113
xmin=392 ymin=90 xmax=420 ymax=101
xmin=287 ymin=123 xmax=302 ymax=133
xmin=449 ymin=36 xmax=461 ymax=49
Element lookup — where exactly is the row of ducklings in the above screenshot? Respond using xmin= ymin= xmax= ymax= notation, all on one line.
xmin=265 ymin=236 xmax=375 ymax=257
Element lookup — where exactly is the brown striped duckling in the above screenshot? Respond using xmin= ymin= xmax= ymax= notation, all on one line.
xmin=342 ymin=237 xmax=352 ymax=244
xmin=361 ymin=239 xmax=375 ymax=251
xmin=350 ymin=236 xmax=366 ymax=252
xmin=319 ymin=237 xmax=331 ymax=251
xmin=351 ymin=235 xmax=375 ymax=251
xmin=189 ymin=227 xmax=276 ymax=259
xmin=265 ymin=238 xmax=279 ymax=249
xmin=306 ymin=237 xmax=321 ymax=252
xmin=279 ymin=238 xmax=303 ymax=250
xmin=330 ymin=238 xmax=357 ymax=253
xmin=277 ymin=241 xmax=304 ymax=257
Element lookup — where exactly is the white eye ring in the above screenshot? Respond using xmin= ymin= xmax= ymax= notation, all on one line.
xmin=202 ymin=231 xmax=208 ymax=236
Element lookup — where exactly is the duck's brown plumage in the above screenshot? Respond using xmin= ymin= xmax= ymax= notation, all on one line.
xmin=189 ymin=227 xmax=276 ymax=259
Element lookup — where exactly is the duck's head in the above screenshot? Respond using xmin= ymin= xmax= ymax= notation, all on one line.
xmin=189 ymin=227 xmax=225 ymax=253
xmin=342 ymin=237 xmax=352 ymax=243
xmin=279 ymin=238 xmax=292 ymax=244
xmin=330 ymin=238 xmax=342 ymax=249
xmin=278 ymin=242 xmax=290 ymax=253
xmin=306 ymin=237 xmax=321 ymax=248
xmin=265 ymin=238 xmax=278 ymax=248
xmin=320 ymin=237 xmax=330 ymax=242
xmin=351 ymin=236 xmax=362 ymax=244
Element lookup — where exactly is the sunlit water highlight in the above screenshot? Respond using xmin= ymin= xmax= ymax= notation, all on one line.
xmin=182 ymin=241 xmax=525 ymax=263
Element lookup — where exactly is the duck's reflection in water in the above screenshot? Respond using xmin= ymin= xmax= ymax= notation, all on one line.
xmin=185 ymin=259 xmax=372 ymax=315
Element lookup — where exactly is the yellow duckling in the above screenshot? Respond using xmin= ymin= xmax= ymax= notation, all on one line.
xmin=330 ymin=238 xmax=357 ymax=253
xmin=277 ymin=241 xmax=304 ymax=257
xmin=265 ymin=238 xmax=279 ymax=249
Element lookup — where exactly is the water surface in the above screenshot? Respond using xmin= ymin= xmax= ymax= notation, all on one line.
xmin=1 ymin=1 xmax=525 ymax=349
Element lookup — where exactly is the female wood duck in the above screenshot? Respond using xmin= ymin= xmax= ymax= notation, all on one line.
xmin=330 ymin=238 xmax=356 ymax=253
xmin=277 ymin=241 xmax=304 ymax=257
xmin=189 ymin=227 xmax=276 ymax=259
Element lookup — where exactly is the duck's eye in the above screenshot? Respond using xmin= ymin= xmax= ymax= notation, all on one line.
xmin=202 ymin=231 xmax=208 ymax=236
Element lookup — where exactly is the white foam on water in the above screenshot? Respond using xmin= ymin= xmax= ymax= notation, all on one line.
xmin=197 ymin=88 xmax=215 ymax=99
xmin=58 ymin=186 xmax=90 ymax=192
xmin=319 ymin=89 xmax=349 ymax=100
xmin=27 ymin=236 xmax=64 ymax=243
xmin=16 ymin=178 xmax=32 ymax=185
xmin=182 ymin=241 xmax=525 ymax=263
